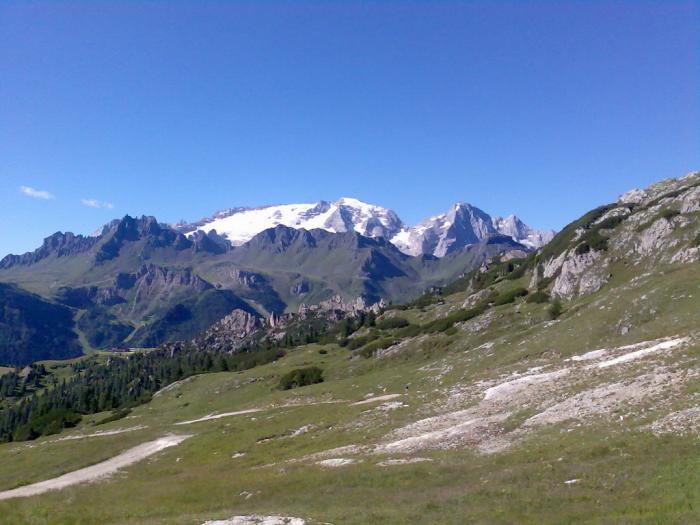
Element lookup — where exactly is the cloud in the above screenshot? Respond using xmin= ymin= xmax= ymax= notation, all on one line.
xmin=20 ymin=186 xmax=54 ymax=200
xmin=81 ymin=198 xmax=114 ymax=209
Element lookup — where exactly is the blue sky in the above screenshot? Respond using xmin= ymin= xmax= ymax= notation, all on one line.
xmin=1 ymin=1 xmax=698 ymax=256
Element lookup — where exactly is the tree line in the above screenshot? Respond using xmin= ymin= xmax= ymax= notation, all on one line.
xmin=0 ymin=344 xmax=284 ymax=442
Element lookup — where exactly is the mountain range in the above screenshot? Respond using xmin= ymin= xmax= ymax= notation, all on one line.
xmin=0 ymin=199 xmax=536 ymax=363
xmin=5 ymin=167 xmax=697 ymax=367
xmin=175 ymin=198 xmax=554 ymax=256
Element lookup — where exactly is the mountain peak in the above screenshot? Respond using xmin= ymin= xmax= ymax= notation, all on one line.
xmin=336 ymin=196 xmax=372 ymax=207
xmin=173 ymin=197 xmax=552 ymax=257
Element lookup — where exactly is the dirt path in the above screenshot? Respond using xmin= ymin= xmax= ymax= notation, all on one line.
xmin=175 ymin=409 xmax=262 ymax=425
xmin=0 ymin=434 xmax=191 ymax=500
xmin=55 ymin=425 xmax=147 ymax=441
xmin=351 ymin=394 xmax=402 ymax=406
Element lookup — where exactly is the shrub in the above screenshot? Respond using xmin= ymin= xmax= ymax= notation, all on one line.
xmin=95 ymin=408 xmax=131 ymax=426
xmin=636 ymin=208 xmax=681 ymax=233
xmin=384 ymin=303 xmax=408 ymax=311
xmin=443 ymin=326 xmax=458 ymax=336
xmin=376 ymin=317 xmax=410 ymax=330
xmin=548 ymin=300 xmax=564 ymax=320
xmin=526 ymin=291 xmax=550 ymax=304
xmin=538 ymin=204 xmax=614 ymax=262
xmin=355 ymin=337 xmax=397 ymax=358
xmin=493 ymin=287 xmax=528 ymax=306
xmin=596 ymin=215 xmax=625 ymax=230
xmin=409 ymin=294 xmax=437 ymax=308
xmin=422 ymin=303 xmax=488 ymax=333
xmin=575 ymin=229 xmax=609 ymax=255
xmin=537 ymin=275 xmax=554 ymax=291
xmin=395 ymin=323 xmax=422 ymax=338
xmin=345 ymin=333 xmax=379 ymax=350
xmin=278 ymin=366 xmax=324 ymax=390
xmin=659 ymin=208 xmax=680 ymax=221
xmin=503 ymin=263 xmax=527 ymax=281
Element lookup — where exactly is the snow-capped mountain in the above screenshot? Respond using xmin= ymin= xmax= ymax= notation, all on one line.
xmin=391 ymin=203 xmax=497 ymax=257
xmin=178 ymin=198 xmax=403 ymax=246
xmin=491 ymin=214 xmax=555 ymax=250
xmin=177 ymin=198 xmax=554 ymax=256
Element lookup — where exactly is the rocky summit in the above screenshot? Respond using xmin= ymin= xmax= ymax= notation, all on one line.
xmin=175 ymin=197 xmax=554 ymax=256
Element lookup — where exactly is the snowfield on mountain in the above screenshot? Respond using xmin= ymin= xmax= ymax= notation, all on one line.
xmin=175 ymin=197 xmax=554 ymax=256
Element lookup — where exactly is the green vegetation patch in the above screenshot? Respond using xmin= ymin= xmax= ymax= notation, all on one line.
xmin=375 ymin=317 xmax=410 ymax=330
xmin=278 ymin=366 xmax=324 ymax=390
xmin=355 ymin=337 xmax=398 ymax=358
xmin=492 ymin=287 xmax=528 ymax=305
xmin=636 ymin=208 xmax=680 ymax=233
xmin=13 ymin=408 xmax=81 ymax=442
xmin=526 ymin=290 xmax=550 ymax=303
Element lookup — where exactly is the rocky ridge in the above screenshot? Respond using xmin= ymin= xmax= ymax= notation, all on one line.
xmin=532 ymin=172 xmax=700 ymax=300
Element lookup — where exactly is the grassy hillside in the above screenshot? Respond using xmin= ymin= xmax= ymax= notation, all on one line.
xmin=0 ymin=174 xmax=698 ymax=523
xmin=0 ymin=236 xmax=698 ymax=522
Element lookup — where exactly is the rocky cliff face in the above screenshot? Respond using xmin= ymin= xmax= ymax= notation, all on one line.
xmin=533 ymin=171 xmax=700 ymax=300
xmin=133 ymin=263 xmax=210 ymax=294
xmin=200 ymin=309 xmax=265 ymax=351
xmin=0 ymin=232 xmax=98 ymax=269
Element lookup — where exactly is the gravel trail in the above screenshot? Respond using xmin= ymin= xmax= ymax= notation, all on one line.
xmin=0 ymin=434 xmax=191 ymax=500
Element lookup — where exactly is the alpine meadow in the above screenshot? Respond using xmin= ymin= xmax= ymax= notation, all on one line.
xmin=0 ymin=2 xmax=698 ymax=524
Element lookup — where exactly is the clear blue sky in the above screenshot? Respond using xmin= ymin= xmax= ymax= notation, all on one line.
xmin=1 ymin=1 xmax=698 ymax=256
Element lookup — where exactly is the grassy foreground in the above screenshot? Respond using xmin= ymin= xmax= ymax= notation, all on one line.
xmin=1 ymin=233 xmax=699 ymax=523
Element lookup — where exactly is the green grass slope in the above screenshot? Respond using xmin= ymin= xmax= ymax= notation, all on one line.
xmin=0 ymin=242 xmax=698 ymax=523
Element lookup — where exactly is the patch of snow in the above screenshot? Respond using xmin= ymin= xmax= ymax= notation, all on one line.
xmin=188 ymin=198 xmax=402 ymax=246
